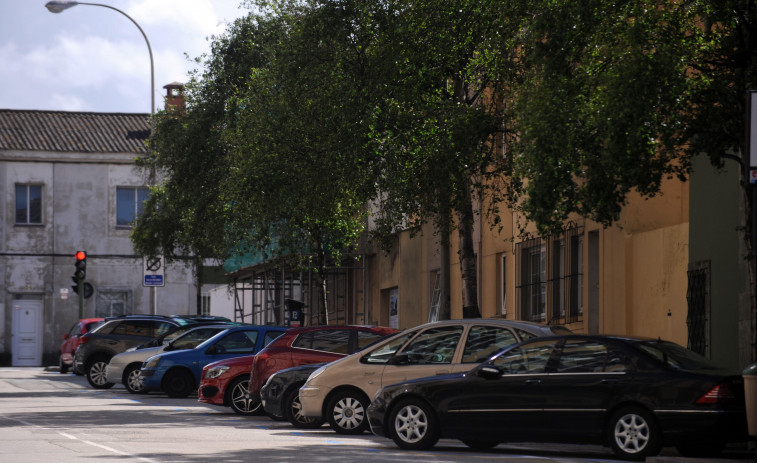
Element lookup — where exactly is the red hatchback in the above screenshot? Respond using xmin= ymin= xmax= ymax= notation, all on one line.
xmin=59 ymin=318 xmax=104 ymax=374
xmin=199 ymin=325 xmax=395 ymax=415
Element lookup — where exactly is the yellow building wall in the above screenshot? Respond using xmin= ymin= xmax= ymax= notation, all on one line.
xmin=367 ymin=175 xmax=690 ymax=340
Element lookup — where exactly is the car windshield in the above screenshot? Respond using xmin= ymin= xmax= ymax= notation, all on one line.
xmin=635 ymin=340 xmax=722 ymax=371
xmin=169 ymin=327 xmax=227 ymax=350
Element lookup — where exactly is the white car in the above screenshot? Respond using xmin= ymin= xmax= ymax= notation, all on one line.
xmin=105 ymin=325 xmax=230 ymax=393
xmin=299 ymin=319 xmax=571 ymax=434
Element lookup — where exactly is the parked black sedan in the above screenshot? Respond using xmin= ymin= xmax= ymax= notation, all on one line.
xmin=367 ymin=335 xmax=749 ymax=460
xmin=260 ymin=363 xmax=326 ymax=428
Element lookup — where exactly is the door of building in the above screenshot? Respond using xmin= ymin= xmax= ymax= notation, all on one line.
xmin=12 ymin=299 xmax=42 ymax=366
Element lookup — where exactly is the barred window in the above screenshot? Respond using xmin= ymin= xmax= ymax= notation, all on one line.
xmin=516 ymin=227 xmax=583 ymax=324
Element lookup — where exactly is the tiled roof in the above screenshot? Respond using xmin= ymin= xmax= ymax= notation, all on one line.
xmin=0 ymin=109 xmax=150 ymax=154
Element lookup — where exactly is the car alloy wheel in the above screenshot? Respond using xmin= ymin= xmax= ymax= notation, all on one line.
xmin=327 ymin=390 xmax=369 ymax=434
xmin=86 ymin=358 xmax=114 ymax=389
xmin=609 ymin=407 xmax=661 ymax=460
xmin=124 ymin=364 xmax=147 ymax=394
xmin=228 ymin=377 xmax=261 ymax=415
xmin=286 ymin=387 xmax=324 ymax=429
xmin=389 ymin=398 xmax=439 ymax=450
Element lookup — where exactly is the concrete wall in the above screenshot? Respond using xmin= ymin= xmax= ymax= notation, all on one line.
xmin=1 ymin=152 xmax=199 ymax=366
xmin=689 ymin=154 xmax=752 ymax=370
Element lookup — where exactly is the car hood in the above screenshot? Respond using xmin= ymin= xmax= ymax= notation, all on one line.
xmin=111 ymin=345 xmax=165 ymax=364
xmin=204 ymin=354 xmax=256 ymax=370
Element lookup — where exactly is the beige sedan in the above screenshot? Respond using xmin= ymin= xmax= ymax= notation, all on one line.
xmin=299 ymin=319 xmax=570 ymax=434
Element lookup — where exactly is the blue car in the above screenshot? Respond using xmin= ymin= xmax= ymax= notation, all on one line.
xmin=141 ymin=325 xmax=287 ymax=397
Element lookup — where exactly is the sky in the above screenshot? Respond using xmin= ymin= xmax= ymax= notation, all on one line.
xmin=0 ymin=0 xmax=251 ymax=114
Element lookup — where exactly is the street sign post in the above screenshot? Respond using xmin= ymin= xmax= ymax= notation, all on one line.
xmin=143 ymin=255 xmax=165 ymax=287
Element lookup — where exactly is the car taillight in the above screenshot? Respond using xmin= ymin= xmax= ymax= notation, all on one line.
xmin=696 ymin=383 xmax=736 ymax=404
xmin=256 ymin=352 xmax=269 ymax=364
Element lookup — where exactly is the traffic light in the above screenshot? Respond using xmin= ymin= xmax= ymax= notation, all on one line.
xmin=74 ymin=250 xmax=86 ymax=280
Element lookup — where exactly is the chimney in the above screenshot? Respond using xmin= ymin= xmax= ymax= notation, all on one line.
xmin=163 ymin=82 xmax=185 ymax=111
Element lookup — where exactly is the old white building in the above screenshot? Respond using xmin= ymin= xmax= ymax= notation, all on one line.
xmin=0 ymin=107 xmax=202 ymax=366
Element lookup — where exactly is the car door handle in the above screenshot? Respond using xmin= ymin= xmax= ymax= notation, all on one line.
xmin=525 ymin=378 xmax=542 ymax=384
xmin=601 ymin=378 xmax=620 ymax=384
xmin=364 ymin=371 xmax=375 ymax=376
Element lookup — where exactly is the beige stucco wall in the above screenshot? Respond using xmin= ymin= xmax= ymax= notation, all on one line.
xmin=367 ymin=174 xmax=691 ymax=341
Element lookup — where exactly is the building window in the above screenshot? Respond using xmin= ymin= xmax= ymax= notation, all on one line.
xmin=201 ymin=294 xmax=211 ymax=316
xmin=517 ymin=238 xmax=546 ymax=322
xmin=428 ymin=270 xmax=441 ymax=323
xmin=15 ymin=184 xmax=42 ymax=224
xmin=95 ymin=290 xmax=130 ymax=318
xmin=116 ymin=187 xmax=149 ymax=227
xmin=516 ymin=227 xmax=584 ymax=325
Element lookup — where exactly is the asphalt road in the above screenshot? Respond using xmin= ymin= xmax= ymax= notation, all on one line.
xmin=0 ymin=367 xmax=752 ymax=463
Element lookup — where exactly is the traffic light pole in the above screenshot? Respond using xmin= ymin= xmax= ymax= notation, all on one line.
xmin=77 ymin=276 xmax=84 ymax=319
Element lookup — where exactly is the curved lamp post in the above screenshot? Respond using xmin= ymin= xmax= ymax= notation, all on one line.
xmin=45 ymin=1 xmax=155 ymax=114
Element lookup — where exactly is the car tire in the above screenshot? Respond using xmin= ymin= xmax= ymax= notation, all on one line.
xmin=326 ymin=390 xmax=370 ymax=434
xmin=608 ymin=406 xmax=661 ymax=460
xmin=162 ymin=369 xmax=195 ymax=398
xmin=388 ymin=398 xmax=439 ymax=450
xmin=285 ymin=386 xmax=324 ymax=429
xmin=123 ymin=363 xmax=148 ymax=394
xmin=461 ymin=439 xmax=499 ymax=450
xmin=228 ymin=377 xmax=262 ymax=415
xmin=59 ymin=357 xmax=69 ymax=374
xmin=85 ymin=357 xmax=114 ymax=389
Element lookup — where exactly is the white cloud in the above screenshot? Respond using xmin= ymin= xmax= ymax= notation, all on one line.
xmin=0 ymin=0 xmax=249 ymax=112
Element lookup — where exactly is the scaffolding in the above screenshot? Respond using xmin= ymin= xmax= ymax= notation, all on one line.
xmin=231 ymin=254 xmax=368 ymax=327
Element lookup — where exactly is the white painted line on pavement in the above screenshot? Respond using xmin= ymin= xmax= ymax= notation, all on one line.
xmin=8 ymin=416 xmax=160 ymax=463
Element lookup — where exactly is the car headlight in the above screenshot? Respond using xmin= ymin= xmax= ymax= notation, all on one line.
xmin=205 ymin=365 xmax=230 ymax=379
xmin=143 ymin=357 xmax=161 ymax=369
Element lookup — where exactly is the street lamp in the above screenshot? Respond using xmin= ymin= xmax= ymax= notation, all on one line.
xmin=45 ymin=1 xmax=155 ymax=114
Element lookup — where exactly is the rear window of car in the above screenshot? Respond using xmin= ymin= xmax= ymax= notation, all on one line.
xmin=635 ymin=340 xmax=721 ymax=371
xmin=111 ymin=320 xmax=153 ymax=337
xmin=462 ymin=326 xmax=518 ymax=363
xmin=292 ymin=330 xmax=352 ymax=354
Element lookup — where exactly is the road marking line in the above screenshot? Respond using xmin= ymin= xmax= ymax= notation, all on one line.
xmin=8 ymin=417 xmax=160 ymax=463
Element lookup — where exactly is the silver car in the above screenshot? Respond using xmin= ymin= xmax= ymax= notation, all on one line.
xmin=299 ymin=319 xmax=571 ymax=435
xmin=105 ymin=325 xmax=230 ymax=393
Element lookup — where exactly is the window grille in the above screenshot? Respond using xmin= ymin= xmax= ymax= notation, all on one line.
xmin=516 ymin=227 xmax=583 ymax=325
xmin=686 ymin=261 xmax=710 ymax=357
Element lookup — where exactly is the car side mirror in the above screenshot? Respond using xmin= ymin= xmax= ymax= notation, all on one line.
xmin=163 ymin=343 xmax=174 ymax=352
xmin=62 ymin=334 xmax=69 ymax=340
xmin=206 ymin=345 xmax=217 ymax=355
xmin=478 ymin=365 xmax=504 ymax=380
xmin=387 ymin=353 xmax=410 ymax=365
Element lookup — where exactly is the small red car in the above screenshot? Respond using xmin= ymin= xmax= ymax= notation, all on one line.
xmin=199 ymin=325 xmax=395 ymax=415
xmin=59 ymin=317 xmax=104 ymax=374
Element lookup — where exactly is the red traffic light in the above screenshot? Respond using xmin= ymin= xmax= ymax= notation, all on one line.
xmin=75 ymin=251 xmax=86 ymax=261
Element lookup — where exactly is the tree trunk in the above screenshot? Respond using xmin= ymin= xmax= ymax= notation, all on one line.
xmin=439 ymin=225 xmax=451 ymax=320
xmin=314 ymin=240 xmax=329 ymax=325
xmin=457 ymin=193 xmax=480 ymax=318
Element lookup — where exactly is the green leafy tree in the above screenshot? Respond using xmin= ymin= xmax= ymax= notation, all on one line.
xmin=132 ymin=14 xmax=285 ymax=312
xmin=368 ymin=0 xmax=520 ymax=317
xmin=221 ymin=0 xmax=387 ymax=323
xmin=500 ymin=0 xmax=756 ymax=235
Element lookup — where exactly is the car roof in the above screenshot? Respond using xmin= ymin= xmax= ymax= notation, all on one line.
xmin=405 ymin=318 xmax=569 ymax=334
xmin=283 ymin=325 xmax=394 ymax=333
